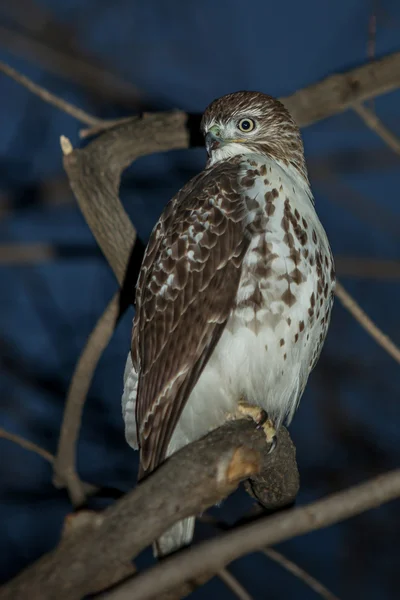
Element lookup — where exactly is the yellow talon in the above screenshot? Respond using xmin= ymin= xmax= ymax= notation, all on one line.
xmin=236 ymin=400 xmax=277 ymax=452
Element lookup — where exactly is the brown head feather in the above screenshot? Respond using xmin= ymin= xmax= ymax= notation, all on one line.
xmin=201 ymin=91 xmax=308 ymax=182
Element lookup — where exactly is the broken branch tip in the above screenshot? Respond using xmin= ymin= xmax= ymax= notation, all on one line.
xmin=60 ymin=135 xmax=73 ymax=156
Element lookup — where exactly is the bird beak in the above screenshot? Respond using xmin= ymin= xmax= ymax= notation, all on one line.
xmin=205 ymin=125 xmax=223 ymax=155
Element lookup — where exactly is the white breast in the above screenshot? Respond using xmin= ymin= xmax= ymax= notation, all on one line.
xmin=167 ymin=155 xmax=334 ymax=455
xmin=122 ymin=154 xmax=334 ymax=459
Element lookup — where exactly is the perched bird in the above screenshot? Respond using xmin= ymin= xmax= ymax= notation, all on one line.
xmin=122 ymin=91 xmax=335 ymax=556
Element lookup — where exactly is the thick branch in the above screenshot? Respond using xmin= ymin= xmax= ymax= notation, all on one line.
xmin=62 ymin=111 xmax=189 ymax=284
xmin=0 ymin=420 xmax=296 ymax=600
xmin=281 ymin=51 xmax=400 ymax=126
xmin=106 ymin=469 xmax=400 ymax=600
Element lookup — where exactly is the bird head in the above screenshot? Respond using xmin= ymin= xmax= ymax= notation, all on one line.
xmin=201 ymin=91 xmax=307 ymax=181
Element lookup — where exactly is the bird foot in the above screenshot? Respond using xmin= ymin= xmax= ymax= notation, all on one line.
xmin=236 ymin=401 xmax=277 ymax=453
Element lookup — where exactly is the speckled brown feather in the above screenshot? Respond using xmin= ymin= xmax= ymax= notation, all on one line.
xmin=132 ymin=159 xmax=250 ymax=477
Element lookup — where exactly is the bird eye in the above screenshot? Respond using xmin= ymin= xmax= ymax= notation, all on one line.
xmin=237 ymin=118 xmax=256 ymax=133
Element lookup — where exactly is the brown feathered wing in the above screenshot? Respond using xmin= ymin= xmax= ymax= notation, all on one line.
xmin=132 ymin=160 xmax=249 ymax=478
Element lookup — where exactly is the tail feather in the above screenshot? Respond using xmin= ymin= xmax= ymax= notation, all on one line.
xmin=153 ymin=517 xmax=195 ymax=557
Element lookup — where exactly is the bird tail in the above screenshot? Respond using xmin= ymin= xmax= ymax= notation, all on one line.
xmin=152 ymin=516 xmax=195 ymax=558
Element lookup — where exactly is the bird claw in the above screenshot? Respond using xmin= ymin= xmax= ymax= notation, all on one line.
xmin=236 ymin=401 xmax=277 ymax=452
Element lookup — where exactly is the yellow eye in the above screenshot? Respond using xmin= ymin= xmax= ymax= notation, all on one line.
xmin=237 ymin=118 xmax=256 ymax=133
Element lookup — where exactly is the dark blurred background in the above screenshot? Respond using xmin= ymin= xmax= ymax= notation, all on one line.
xmin=0 ymin=1 xmax=400 ymax=598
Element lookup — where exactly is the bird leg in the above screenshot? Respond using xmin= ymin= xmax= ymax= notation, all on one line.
xmin=236 ymin=400 xmax=277 ymax=453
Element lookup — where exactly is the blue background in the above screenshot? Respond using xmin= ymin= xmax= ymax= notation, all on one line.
xmin=1 ymin=1 xmax=399 ymax=598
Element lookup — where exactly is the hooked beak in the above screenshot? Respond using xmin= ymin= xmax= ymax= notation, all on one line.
xmin=205 ymin=131 xmax=219 ymax=154
xmin=205 ymin=125 xmax=247 ymax=155
xmin=205 ymin=125 xmax=223 ymax=155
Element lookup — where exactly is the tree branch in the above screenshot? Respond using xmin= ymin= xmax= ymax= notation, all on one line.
xmin=0 ymin=428 xmax=97 ymax=497
xmin=52 ymin=291 xmax=122 ymax=506
xmin=334 ymin=257 xmax=400 ymax=280
xmin=2 ymin=49 xmax=399 ymax=133
xmin=353 ymin=102 xmax=400 ymax=156
xmin=0 ymin=21 xmax=142 ymax=108
xmin=61 ymin=110 xmax=189 ymax=285
xmin=0 ymin=427 xmax=54 ymax=464
xmin=281 ymin=51 xmax=400 ymax=126
xmin=57 ymin=53 xmax=400 ymax=292
xmin=218 ymin=568 xmax=253 ymax=600
xmin=335 ymin=282 xmax=400 ymax=365
xmin=0 ymin=59 xmax=104 ymax=126
xmin=2 ymin=51 xmax=400 ymax=600
xmin=200 ymin=513 xmax=340 ymax=600
xmin=105 ymin=469 xmax=400 ymax=600
xmin=262 ymin=548 xmax=340 ymax=600
xmin=0 ymin=243 xmax=103 ymax=264
xmin=0 ymin=420 xmax=297 ymax=600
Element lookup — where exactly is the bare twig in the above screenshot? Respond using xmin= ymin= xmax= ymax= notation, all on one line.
xmin=53 ymin=291 xmax=121 ymax=506
xmin=152 ymin=567 xmax=254 ymax=600
xmin=218 ymin=568 xmax=254 ymax=600
xmin=200 ymin=513 xmax=340 ymax=600
xmin=0 ymin=420 xmax=296 ymax=600
xmin=315 ymin=171 xmax=400 ymax=239
xmin=0 ymin=243 xmax=102 ymax=264
xmin=262 ymin=548 xmax=340 ymax=600
xmin=108 ymin=470 xmax=400 ymax=600
xmin=335 ymin=257 xmax=400 ymax=280
xmin=0 ymin=427 xmax=97 ymax=497
xmin=0 ymin=22 xmax=142 ymax=107
xmin=0 ymin=59 xmax=103 ymax=126
xmin=0 ymin=244 xmax=56 ymax=264
xmin=98 ymin=549 xmax=251 ymax=600
xmin=0 ymin=427 xmax=54 ymax=464
xmin=367 ymin=2 xmax=377 ymax=112
xmin=353 ymin=103 xmax=400 ymax=156
xmin=335 ymin=282 xmax=400 ymax=364
xmin=367 ymin=9 xmax=377 ymax=64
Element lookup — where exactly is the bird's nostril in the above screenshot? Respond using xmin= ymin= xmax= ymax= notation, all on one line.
xmin=209 ymin=125 xmax=221 ymax=138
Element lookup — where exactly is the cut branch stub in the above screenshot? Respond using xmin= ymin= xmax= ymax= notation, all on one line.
xmin=244 ymin=425 xmax=299 ymax=509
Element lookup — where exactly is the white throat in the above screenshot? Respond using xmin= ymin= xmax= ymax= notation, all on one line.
xmin=207 ymin=145 xmax=312 ymax=200
xmin=207 ymin=142 xmax=256 ymax=166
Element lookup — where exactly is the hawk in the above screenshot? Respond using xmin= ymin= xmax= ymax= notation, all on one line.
xmin=122 ymin=91 xmax=335 ymax=556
